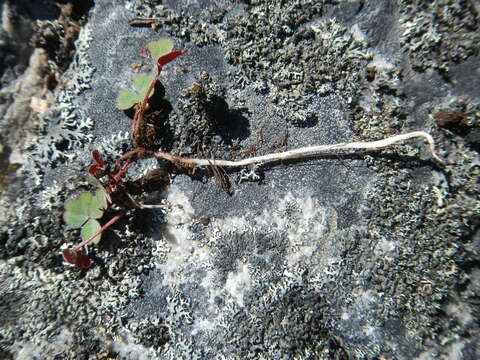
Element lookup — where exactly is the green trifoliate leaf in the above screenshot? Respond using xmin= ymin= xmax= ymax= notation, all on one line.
xmin=63 ymin=192 xmax=92 ymax=227
xmin=87 ymin=175 xmax=112 ymax=204
xmin=95 ymin=189 xmax=108 ymax=211
xmin=86 ymin=192 xmax=104 ymax=220
xmin=63 ymin=191 xmax=106 ymax=228
xmin=133 ymin=74 xmax=153 ymax=95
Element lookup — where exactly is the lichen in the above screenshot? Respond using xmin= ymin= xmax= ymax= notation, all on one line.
xmin=120 ymin=188 xmax=348 ymax=358
xmin=26 ymin=23 xmax=95 ymax=175
xmin=96 ymin=131 xmax=131 ymax=161
xmin=345 ymin=28 xmax=480 ymax=360
xmin=125 ymin=0 xmax=371 ymax=125
xmin=219 ymin=3 xmax=371 ymax=125
xmin=171 ymin=71 xmax=229 ymax=154
xmin=2 ymin=1 xmax=479 ymax=358
xmin=399 ymin=0 xmax=480 ymax=72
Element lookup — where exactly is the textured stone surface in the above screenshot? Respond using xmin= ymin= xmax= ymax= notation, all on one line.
xmin=0 ymin=0 xmax=479 ymax=359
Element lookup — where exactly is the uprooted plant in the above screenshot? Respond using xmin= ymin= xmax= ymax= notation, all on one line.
xmin=61 ymin=38 xmax=443 ymax=269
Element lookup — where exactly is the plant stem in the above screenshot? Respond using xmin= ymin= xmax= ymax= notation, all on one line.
xmin=132 ymin=68 xmax=161 ymax=138
xmin=152 ymin=131 xmax=443 ymax=168
xmin=73 ymin=212 xmax=125 ymax=251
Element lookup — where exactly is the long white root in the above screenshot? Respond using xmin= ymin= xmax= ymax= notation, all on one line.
xmin=154 ymin=131 xmax=443 ymax=168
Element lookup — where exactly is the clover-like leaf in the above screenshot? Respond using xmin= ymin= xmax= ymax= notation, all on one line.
xmin=63 ymin=190 xmax=107 ymax=228
xmin=87 ymin=175 xmax=112 ymax=204
xmin=116 ymin=74 xmax=155 ymax=110
xmin=64 ymin=192 xmax=92 ymax=227
xmin=133 ymin=74 xmax=153 ymax=97
xmin=146 ymin=38 xmax=173 ymax=61
xmin=81 ymin=218 xmax=102 ymax=245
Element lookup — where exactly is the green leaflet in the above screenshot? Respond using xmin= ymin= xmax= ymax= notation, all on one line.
xmin=145 ymin=38 xmax=174 ymax=61
xmin=81 ymin=218 xmax=102 ymax=245
xmin=116 ymin=74 xmax=155 ymax=110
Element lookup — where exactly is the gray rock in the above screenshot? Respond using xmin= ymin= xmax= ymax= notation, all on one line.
xmin=1 ymin=0 xmax=479 ymax=359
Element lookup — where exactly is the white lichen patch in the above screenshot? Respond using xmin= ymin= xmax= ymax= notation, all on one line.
xmin=399 ymin=0 xmax=480 ymax=71
xmin=157 ymin=186 xmax=200 ymax=284
xmin=224 ymin=262 xmax=250 ymax=308
xmin=107 ymin=329 xmax=157 ymax=360
xmin=26 ymin=23 xmax=96 ymax=171
xmin=350 ymin=23 xmax=367 ymax=43
xmin=373 ymin=238 xmax=397 ymax=258
xmin=220 ymin=5 xmax=372 ymax=124
xmin=151 ymin=188 xmax=341 ymax=353
xmin=445 ymin=302 xmax=474 ymax=327
xmin=278 ymin=193 xmax=329 ymax=267
xmin=97 ymin=131 xmax=131 ymax=160
xmin=415 ymin=340 xmax=466 ymax=360
xmin=67 ymin=24 xmax=95 ymax=95
xmin=367 ymin=54 xmax=395 ymax=72
xmin=11 ymin=328 xmax=74 ymax=360
xmin=36 ymin=180 xmax=63 ymax=210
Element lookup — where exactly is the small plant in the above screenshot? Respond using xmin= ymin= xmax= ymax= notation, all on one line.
xmin=145 ymin=39 xmax=175 ymax=62
xmin=60 ymin=37 xmax=443 ymax=269
xmin=61 ymin=38 xmax=187 ymax=268
xmin=62 ymin=187 xmax=108 ymax=269
xmin=116 ymin=38 xmax=184 ymax=110
xmin=116 ymin=38 xmax=186 ymax=145
xmin=62 ymin=147 xmax=154 ymax=268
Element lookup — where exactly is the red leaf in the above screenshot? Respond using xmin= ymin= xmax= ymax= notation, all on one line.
xmin=76 ymin=253 xmax=92 ymax=269
xmin=88 ymin=164 xmax=98 ymax=176
xmin=62 ymin=249 xmax=91 ymax=269
xmin=92 ymin=150 xmax=104 ymax=167
xmin=157 ymin=50 xmax=187 ymax=67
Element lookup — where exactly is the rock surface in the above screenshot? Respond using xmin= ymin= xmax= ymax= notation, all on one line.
xmin=0 ymin=0 xmax=479 ymax=359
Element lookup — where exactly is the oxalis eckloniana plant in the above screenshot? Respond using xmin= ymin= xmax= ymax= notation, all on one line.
xmin=61 ymin=38 xmax=444 ymax=269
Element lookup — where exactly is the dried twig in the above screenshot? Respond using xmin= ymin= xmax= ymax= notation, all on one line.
xmin=152 ymin=131 xmax=443 ymax=168
xmin=128 ymin=18 xmax=161 ymax=27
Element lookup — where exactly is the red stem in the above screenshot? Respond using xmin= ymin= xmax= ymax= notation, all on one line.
xmin=114 ymin=159 xmax=132 ymax=183
xmin=132 ymin=66 xmax=162 ymax=137
xmin=73 ymin=212 xmax=125 ymax=251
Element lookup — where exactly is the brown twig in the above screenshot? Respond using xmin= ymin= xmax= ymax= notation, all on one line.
xmin=128 ymin=18 xmax=161 ymax=27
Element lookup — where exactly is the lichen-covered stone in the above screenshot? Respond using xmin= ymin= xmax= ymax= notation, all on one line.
xmin=1 ymin=0 xmax=479 ymax=359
